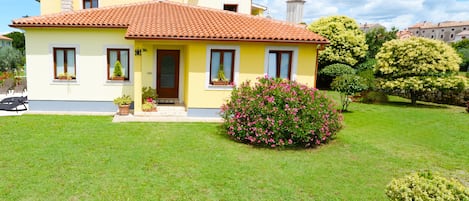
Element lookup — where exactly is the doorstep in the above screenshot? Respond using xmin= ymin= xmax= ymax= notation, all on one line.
xmin=112 ymin=113 xmax=223 ymax=123
xmin=113 ymin=104 xmax=222 ymax=122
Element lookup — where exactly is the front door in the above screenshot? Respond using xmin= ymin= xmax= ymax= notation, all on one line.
xmin=157 ymin=50 xmax=180 ymax=99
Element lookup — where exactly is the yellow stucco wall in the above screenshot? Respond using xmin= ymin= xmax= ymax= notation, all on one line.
xmin=39 ymin=0 xmax=253 ymax=15
xmin=179 ymin=41 xmax=318 ymax=109
xmin=133 ymin=40 xmax=317 ymax=109
xmin=24 ymin=27 xmax=317 ymax=110
xmin=24 ymin=28 xmax=135 ymax=101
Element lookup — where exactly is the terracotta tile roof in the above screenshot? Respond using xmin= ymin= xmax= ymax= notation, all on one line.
xmin=0 ymin=35 xmax=13 ymax=41
xmin=11 ymin=1 xmax=328 ymax=44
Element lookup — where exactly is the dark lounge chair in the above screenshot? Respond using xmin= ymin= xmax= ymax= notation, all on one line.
xmin=0 ymin=96 xmax=28 ymax=112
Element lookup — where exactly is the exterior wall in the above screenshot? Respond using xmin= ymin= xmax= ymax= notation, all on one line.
xmin=132 ymin=40 xmax=317 ymax=111
xmin=24 ymin=28 xmax=318 ymax=113
xmin=39 ymin=0 xmax=253 ymax=15
xmin=24 ymin=28 xmax=134 ymax=106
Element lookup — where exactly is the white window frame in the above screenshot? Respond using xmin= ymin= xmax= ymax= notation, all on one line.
xmin=264 ymin=46 xmax=298 ymax=80
xmin=205 ymin=45 xmax=240 ymax=90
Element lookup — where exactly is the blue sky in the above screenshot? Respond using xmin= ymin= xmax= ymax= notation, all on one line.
xmin=2 ymin=0 xmax=469 ymax=34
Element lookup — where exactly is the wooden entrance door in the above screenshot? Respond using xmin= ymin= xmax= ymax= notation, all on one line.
xmin=157 ymin=50 xmax=180 ymax=99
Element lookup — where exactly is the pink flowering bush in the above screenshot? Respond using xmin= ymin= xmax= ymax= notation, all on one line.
xmin=220 ymin=77 xmax=343 ymax=148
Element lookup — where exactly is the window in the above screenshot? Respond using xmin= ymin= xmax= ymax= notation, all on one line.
xmin=83 ymin=0 xmax=98 ymax=9
xmin=107 ymin=49 xmax=130 ymax=80
xmin=53 ymin=48 xmax=76 ymax=80
xmin=267 ymin=51 xmax=292 ymax=79
xmin=223 ymin=4 xmax=238 ymax=12
xmin=210 ymin=49 xmax=234 ymax=84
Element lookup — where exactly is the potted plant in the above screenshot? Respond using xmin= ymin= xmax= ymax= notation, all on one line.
xmin=142 ymin=86 xmax=158 ymax=112
xmin=113 ymin=94 xmax=132 ymax=115
xmin=212 ymin=64 xmax=229 ymax=85
xmin=57 ymin=72 xmax=75 ymax=80
xmin=142 ymin=101 xmax=156 ymax=112
xmin=112 ymin=61 xmax=125 ymax=81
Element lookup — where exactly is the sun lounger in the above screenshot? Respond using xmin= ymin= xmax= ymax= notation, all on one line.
xmin=0 ymin=96 xmax=28 ymax=111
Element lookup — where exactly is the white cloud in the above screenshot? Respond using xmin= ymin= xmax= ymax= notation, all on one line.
xmin=254 ymin=0 xmax=469 ymax=30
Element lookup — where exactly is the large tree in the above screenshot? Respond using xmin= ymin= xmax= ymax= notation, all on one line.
xmin=308 ymin=16 xmax=368 ymax=67
xmin=375 ymin=37 xmax=465 ymax=105
xmin=5 ymin=31 xmax=25 ymax=53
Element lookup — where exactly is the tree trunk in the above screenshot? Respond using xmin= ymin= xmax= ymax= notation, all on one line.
xmin=410 ymin=92 xmax=418 ymax=105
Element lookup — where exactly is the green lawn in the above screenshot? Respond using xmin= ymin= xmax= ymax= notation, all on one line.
xmin=0 ymin=97 xmax=468 ymax=200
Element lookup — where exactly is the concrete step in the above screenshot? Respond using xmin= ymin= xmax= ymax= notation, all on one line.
xmin=134 ymin=105 xmax=187 ymax=117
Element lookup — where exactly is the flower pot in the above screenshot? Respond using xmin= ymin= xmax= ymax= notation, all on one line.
xmin=212 ymin=80 xmax=229 ymax=85
xmin=112 ymin=76 xmax=125 ymax=81
xmin=118 ymin=104 xmax=130 ymax=115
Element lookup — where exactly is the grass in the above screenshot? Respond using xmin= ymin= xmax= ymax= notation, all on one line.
xmin=0 ymin=96 xmax=468 ymax=200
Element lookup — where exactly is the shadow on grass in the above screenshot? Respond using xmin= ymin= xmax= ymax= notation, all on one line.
xmin=381 ymin=101 xmax=449 ymax=109
xmin=215 ymin=123 xmax=339 ymax=151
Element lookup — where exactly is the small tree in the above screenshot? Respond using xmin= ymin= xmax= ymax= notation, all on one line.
xmin=331 ymin=74 xmax=368 ymax=111
xmin=376 ymin=37 xmax=465 ymax=105
xmin=113 ymin=60 xmax=123 ymax=78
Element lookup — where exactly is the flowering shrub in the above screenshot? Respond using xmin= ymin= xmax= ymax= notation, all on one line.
xmin=220 ymin=77 xmax=342 ymax=148
xmin=385 ymin=171 xmax=469 ymax=201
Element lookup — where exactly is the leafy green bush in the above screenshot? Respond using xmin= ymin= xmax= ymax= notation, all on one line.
xmin=385 ymin=171 xmax=469 ymax=201
xmin=361 ymin=91 xmax=388 ymax=104
xmin=320 ymin=63 xmax=356 ymax=78
xmin=220 ymin=77 xmax=342 ymax=148
xmin=331 ymin=74 xmax=369 ymax=111
xmin=356 ymin=58 xmax=377 ymax=72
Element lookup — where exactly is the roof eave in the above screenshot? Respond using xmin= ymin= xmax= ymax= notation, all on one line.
xmin=125 ymin=36 xmax=330 ymax=44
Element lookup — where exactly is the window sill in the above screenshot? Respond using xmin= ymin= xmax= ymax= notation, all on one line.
xmin=105 ymin=80 xmax=133 ymax=86
xmin=206 ymin=84 xmax=234 ymax=91
xmin=51 ymin=79 xmax=79 ymax=85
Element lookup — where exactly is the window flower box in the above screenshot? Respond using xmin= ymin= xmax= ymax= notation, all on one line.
xmin=212 ymin=80 xmax=230 ymax=86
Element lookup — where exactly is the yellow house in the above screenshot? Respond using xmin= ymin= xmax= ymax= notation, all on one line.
xmin=36 ymin=0 xmax=265 ymax=16
xmin=12 ymin=1 xmax=328 ymax=117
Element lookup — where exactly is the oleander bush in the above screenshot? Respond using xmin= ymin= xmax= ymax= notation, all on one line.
xmin=220 ymin=77 xmax=342 ymax=148
xmin=385 ymin=171 xmax=469 ymax=201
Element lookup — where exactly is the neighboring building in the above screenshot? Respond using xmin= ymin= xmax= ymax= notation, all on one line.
xmin=397 ymin=30 xmax=413 ymax=40
xmin=407 ymin=21 xmax=469 ymax=42
xmin=35 ymin=0 xmax=266 ymax=16
xmin=286 ymin=0 xmax=305 ymax=24
xmin=454 ymin=30 xmax=469 ymax=42
xmin=12 ymin=1 xmax=328 ymax=116
xmin=0 ymin=35 xmax=13 ymax=48
xmin=359 ymin=23 xmax=385 ymax=33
